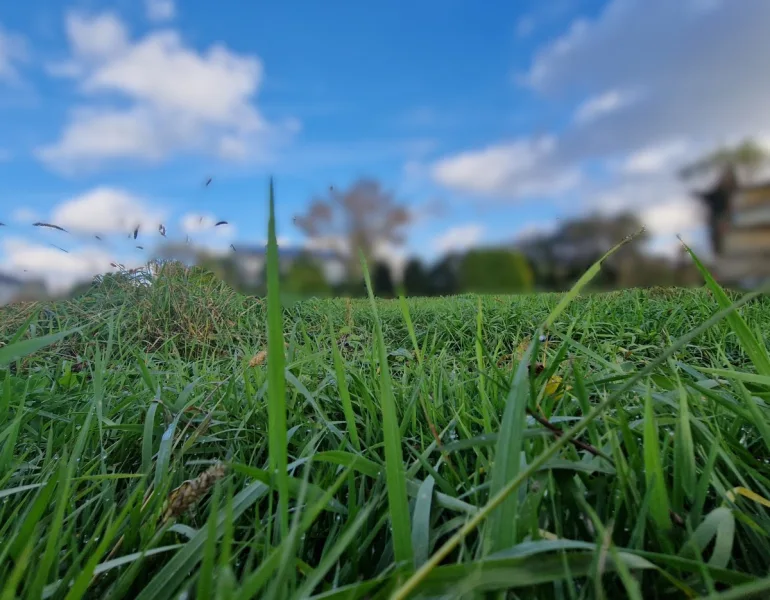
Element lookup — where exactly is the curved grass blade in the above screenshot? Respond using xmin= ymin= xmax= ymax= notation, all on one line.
xmin=0 ymin=326 xmax=82 ymax=367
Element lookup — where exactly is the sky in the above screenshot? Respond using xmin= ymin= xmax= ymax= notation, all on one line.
xmin=1 ymin=0 xmax=769 ymax=292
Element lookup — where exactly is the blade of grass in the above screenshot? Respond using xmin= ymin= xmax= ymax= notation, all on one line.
xmin=265 ymin=176 xmax=290 ymax=543
xmin=683 ymin=240 xmax=770 ymax=376
xmin=643 ymin=389 xmax=671 ymax=534
xmin=485 ymin=335 xmax=537 ymax=554
xmin=0 ymin=326 xmax=83 ymax=367
xmin=361 ymin=251 xmax=413 ymax=569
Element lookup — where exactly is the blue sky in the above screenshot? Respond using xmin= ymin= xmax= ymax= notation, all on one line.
xmin=0 ymin=0 xmax=768 ymax=291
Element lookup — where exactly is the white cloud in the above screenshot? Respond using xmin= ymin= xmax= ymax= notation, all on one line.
xmin=0 ymin=24 xmax=28 ymax=81
xmin=621 ymin=139 xmax=689 ymax=175
xmin=640 ymin=198 xmax=703 ymax=237
xmin=179 ymin=214 xmax=237 ymax=254
xmin=38 ymin=11 xmax=296 ymax=173
xmin=145 ymin=0 xmax=176 ymax=23
xmin=65 ymin=11 xmax=129 ymax=62
xmin=432 ymin=224 xmax=485 ymax=254
xmin=37 ymin=107 xmax=168 ymax=169
xmin=431 ymin=136 xmax=582 ymax=199
xmin=50 ymin=187 xmax=167 ymax=235
xmin=520 ymin=0 xmax=770 ymax=164
xmin=573 ymin=89 xmax=636 ymax=125
xmin=0 ymin=148 xmax=11 ymax=161
xmin=0 ymin=237 xmax=136 ymax=293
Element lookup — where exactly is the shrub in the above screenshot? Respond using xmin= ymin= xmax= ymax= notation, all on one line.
xmin=458 ymin=249 xmax=534 ymax=294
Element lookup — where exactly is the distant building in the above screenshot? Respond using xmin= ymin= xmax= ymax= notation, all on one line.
xmin=698 ymin=175 xmax=770 ymax=287
xmin=232 ymin=246 xmax=346 ymax=287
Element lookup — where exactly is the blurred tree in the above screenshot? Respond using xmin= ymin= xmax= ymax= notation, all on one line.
xmin=403 ymin=259 xmax=430 ymax=296
xmin=679 ymin=138 xmax=769 ymax=183
xmin=283 ymin=253 xmax=330 ymax=296
xmin=458 ymin=249 xmax=534 ymax=294
xmin=293 ymin=179 xmax=411 ymax=282
xmin=427 ymin=254 xmax=460 ymax=296
xmin=373 ymin=261 xmax=395 ymax=297
xmin=516 ymin=212 xmax=648 ymax=290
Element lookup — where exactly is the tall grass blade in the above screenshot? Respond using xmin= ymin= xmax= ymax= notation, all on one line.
xmin=265 ymin=176 xmax=290 ymax=543
xmin=361 ymin=251 xmax=413 ymax=569
xmin=683 ymin=240 xmax=770 ymax=376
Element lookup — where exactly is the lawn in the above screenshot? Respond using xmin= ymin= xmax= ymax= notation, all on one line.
xmin=2 ymin=212 xmax=770 ymax=598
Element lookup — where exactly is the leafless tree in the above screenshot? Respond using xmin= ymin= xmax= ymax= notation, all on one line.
xmin=293 ymin=178 xmax=412 ymax=280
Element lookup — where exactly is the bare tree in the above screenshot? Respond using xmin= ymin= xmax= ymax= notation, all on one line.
xmin=293 ymin=178 xmax=411 ymax=280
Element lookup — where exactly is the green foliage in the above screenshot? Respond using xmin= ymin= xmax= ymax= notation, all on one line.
xmin=679 ymin=137 xmax=770 ymax=180
xmin=458 ymin=248 xmax=534 ymax=294
xmin=372 ymin=261 xmax=395 ymax=298
xmin=283 ymin=254 xmax=330 ymax=297
xmin=427 ymin=255 xmax=459 ymax=296
xmin=402 ymin=259 xmax=430 ymax=297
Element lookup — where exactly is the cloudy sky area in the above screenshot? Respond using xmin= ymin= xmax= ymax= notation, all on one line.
xmin=1 ymin=0 xmax=769 ymax=291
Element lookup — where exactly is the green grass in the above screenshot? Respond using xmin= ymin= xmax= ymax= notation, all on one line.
xmin=2 ymin=201 xmax=770 ymax=597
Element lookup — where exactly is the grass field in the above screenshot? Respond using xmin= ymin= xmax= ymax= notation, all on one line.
xmin=2 ymin=200 xmax=770 ymax=598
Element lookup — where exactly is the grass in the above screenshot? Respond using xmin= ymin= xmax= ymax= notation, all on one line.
xmin=2 ymin=195 xmax=770 ymax=598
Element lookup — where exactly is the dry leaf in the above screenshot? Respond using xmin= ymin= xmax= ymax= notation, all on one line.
xmin=249 ymin=350 xmax=268 ymax=367
xmin=248 ymin=343 xmax=290 ymax=367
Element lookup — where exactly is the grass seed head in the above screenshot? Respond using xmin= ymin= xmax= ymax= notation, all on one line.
xmin=162 ymin=462 xmax=227 ymax=523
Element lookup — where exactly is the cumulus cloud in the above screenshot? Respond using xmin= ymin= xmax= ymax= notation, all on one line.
xmin=0 ymin=237 xmax=136 ymax=293
xmin=522 ymin=0 xmax=770 ymax=163
xmin=573 ymin=89 xmax=637 ymax=125
xmin=38 ymin=10 xmax=297 ymax=174
xmin=432 ymin=224 xmax=485 ymax=254
xmin=50 ymin=187 xmax=167 ymax=235
xmin=145 ymin=0 xmax=176 ymax=22
xmin=0 ymin=24 xmax=28 ymax=81
xmin=430 ymin=137 xmax=581 ymax=199
xmin=621 ymin=139 xmax=690 ymax=175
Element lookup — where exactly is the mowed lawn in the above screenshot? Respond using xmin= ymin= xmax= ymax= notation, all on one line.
xmin=1 ymin=262 xmax=770 ymax=599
